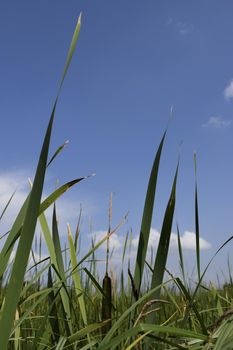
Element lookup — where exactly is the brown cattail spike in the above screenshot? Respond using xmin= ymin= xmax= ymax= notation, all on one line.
xmin=102 ymin=274 xmax=112 ymax=337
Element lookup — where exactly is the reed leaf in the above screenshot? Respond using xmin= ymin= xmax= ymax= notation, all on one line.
xmin=147 ymin=162 xmax=179 ymax=324
xmin=133 ymin=131 xmax=166 ymax=298
xmin=0 ymin=13 xmax=82 ymax=348
xmin=194 ymin=153 xmax=201 ymax=282
xmin=68 ymin=224 xmax=88 ymax=327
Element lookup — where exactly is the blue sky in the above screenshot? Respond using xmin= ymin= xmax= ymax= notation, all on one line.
xmin=1 ymin=1 xmax=233 ymax=282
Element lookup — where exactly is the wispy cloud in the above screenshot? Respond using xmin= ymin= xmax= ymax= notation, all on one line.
xmin=224 ymin=80 xmax=233 ymax=100
xmin=202 ymin=116 xmax=231 ymax=129
xmin=166 ymin=18 xmax=194 ymax=35
xmin=177 ymin=21 xmax=194 ymax=35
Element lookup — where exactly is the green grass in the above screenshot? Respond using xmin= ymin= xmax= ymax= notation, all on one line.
xmin=1 ymin=13 xmax=233 ymax=350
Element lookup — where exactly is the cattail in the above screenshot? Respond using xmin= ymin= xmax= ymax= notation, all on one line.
xmin=101 ymin=273 xmax=112 ymax=337
xmin=102 ymin=193 xmax=113 ymax=337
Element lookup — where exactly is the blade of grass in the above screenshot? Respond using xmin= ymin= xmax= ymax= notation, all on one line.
xmin=0 ymin=178 xmax=85 ymax=280
xmin=68 ymin=224 xmax=88 ymax=327
xmin=0 ymin=191 xmax=16 ymax=222
xmin=147 ymin=162 xmax=179 ymax=324
xmin=0 ymin=13 xmax=82 ymax=348
xmin=194 ymin=153 xmax=201 ymax=282
xmin=133 ymin=131 xmax=166 ymax=298
xmin=47 ymin=140 xmax=69 ymax=168
xmin=177 ymin=223 xmax=186 ymax=286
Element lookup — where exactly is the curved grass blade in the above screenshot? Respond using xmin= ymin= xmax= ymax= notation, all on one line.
xmin=39 ymin=177 xmax=87 ymax=216
xmin=133 ymin=131 xmax=166 ymax=298
xmin=0 ymin=191 xmax=15 ymax=222
xmin=0 ymin=102 xmax=56 ymax=349
xmin=47 ymin=140 xmax=69 ymax=168
xmin=191 ymin=235 xmax=233 ymax=306
xmin=0 ymin=178 xmax=85 ymax=280
xmin=0 ymin=13 xmax=82 ymax=348
xmin=213 ymin=315 xmax=233 ymax=349
xmin=99 ymin=323 xmax=208 ymax=350
xmin=67 ymin=321 xmax=111 ymax=344
xmin=147 ymin=162 xmax=179 ymax=324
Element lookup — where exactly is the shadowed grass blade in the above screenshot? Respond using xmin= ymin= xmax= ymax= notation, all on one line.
xmin=194 ymin=153 xmax=201 ymax=282
xmin=68 ymin=224 xmax=88 ymax=327
xmin=32 ymin=269 xmax=61 ymax=349
xmin=177 ymin=223 xmax=186 ymax=285
xmin=147 ymin=162 xmax=179 ymax=324
xmin=133 ymin=132 xmax=166 ymax=298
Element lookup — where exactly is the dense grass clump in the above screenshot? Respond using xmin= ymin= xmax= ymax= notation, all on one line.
xmin=1 ymin=14 xmax=233 ymax=350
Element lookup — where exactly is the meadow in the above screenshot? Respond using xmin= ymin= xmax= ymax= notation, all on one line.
xmin=1 ymin=14 xmax=233 ymax=349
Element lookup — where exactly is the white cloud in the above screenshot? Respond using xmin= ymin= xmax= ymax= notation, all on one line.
xmin=0 ymin=170 xmax=89 ymax=237
xmin=0 ymin=171 xmax=28 ymax=228
xmin=166 ymin=18 xmax=193 ymax=35
xmin=177 ymin=22 xmax=194 ymax=35
xmin=90 ymin=230 xmax=122 ymax=251
xmin=224 ymin=80 xmax=233 ymax=100
xmin=132 ymin=228 xmax=211 ymax=251
xmin=202 ymin=116 xmax=231 ymax=128
xmin=175 ymin=231 xmax=211 ymax=250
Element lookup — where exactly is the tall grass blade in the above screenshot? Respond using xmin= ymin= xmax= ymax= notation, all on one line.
xmin=147 ymin=162 xmax=179 ymax=324
xmin=0 ymin=104 xmax=56 ymax=349
xmin=133 ymin=132 xmax=166 ymax=298
xmin=194 ymin=153 xmax=201 ymax=281
xmin=177 ymin=223 xmax=186 ymax=285
xmin=0 ymin=13 xmax=82 ymax=348
xmin=68 ymin=224 xmax=88 ymax=327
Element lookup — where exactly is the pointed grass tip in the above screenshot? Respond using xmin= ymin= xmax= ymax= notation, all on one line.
xmin=78 ymin=12 xmax=82 ymax=24
xmin=85 ymin=173 xmax=96 ymax=179
xmin=67 ymin=223 xmax=72 ymax=238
